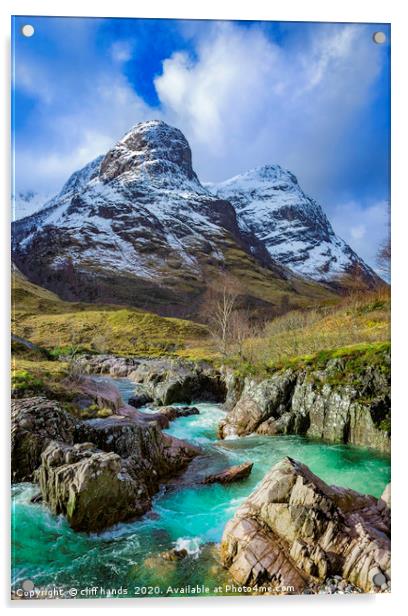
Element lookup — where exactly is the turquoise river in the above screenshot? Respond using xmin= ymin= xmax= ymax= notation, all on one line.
xmin=11 ymin=377 xmax=391 ymax=599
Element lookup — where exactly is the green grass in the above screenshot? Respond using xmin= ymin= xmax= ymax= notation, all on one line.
xmin=236 ymin=289 xmax=390 ymax=368
xmin=12 ymin=271 xmax=210 ymax=358
xmin=11 ymin=271 xmax=390 ymax=370
xmin=11 ymin=358 xmax=71 ymax=403
xmin=11 ymin=358 xmax=117 ymax=418
xmin=11 ymin=369 xmax=45 ymax=396
xmin=229 ymin=341 xmax=391 ymax=380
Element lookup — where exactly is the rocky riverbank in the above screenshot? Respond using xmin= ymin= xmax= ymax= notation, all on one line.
xmin=221 ymin=457 xmax=391 ymax=594
xmin=219 ymin=346 xmax=390 ymax=453
xmin=11 ymin=344 xmax=390 ymax=537
xmin=79 ymin=345 xmax=390 ymax=453
xmin=11 ymin=390 xmax=199 ymax=532
xmin=76 ymin=355 xmax=227 ymax=405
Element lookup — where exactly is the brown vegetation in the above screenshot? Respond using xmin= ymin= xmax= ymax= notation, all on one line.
xmin=234 ymin=287 xmax=390 ymax=367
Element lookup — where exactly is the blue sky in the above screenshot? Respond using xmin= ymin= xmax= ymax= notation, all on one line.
xmin=12 ymin=16 xmax=390 ymax=272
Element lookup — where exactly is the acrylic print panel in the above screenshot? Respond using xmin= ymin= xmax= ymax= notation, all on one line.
xmin=11 ymin=15 xmax=391 ymax=600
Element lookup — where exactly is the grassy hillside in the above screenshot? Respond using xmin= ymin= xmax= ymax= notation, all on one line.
xmin=12 ymin=270 xmax=210 ymax=357
xmin=227 ymin=288 xmax=390 ymax=373
xmin=12 ymin=269 xmax=389 ymax=367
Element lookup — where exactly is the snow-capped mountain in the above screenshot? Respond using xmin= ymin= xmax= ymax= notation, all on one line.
xmin=12 ymin=190 xmax=52 ymax=221
xmin=13 ymin=121 xmax=316 ymax=317
xmin=208 ymin=165 xmax=381 ymax=289
xmin=12 ymin=156 xmax=104 ymax=222
xmin=12 ymin=121 xmax=381 ymax=318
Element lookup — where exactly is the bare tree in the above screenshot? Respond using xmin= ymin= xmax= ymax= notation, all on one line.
xmin=377 ymin=201 xmax=391 ymax=279
xmin=201 ymin=274 xmax=241 ymax=356
xmin=64 ymin=334 xmax=86 ymax=383
xmin=229 ymin=309 xmax=258 ymax=359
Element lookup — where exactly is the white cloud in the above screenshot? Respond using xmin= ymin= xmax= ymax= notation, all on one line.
xmin=155 ymin=24 xmax=282 ymax=158
xmin=15 ymin=60 xmax=55 ymax=105
xmin=110 ymin=41 xmax=133 ymax=63
xmin=16 ymin=21 xmax=385 ymax=196
xmin=14 ymin=20 xmax=389 ymax=273
xmin=153 ymin=22 xmax=384 ymax=189
xmin=15 ymin=73 xmax=155 ymax=194
xmin=330 ymin=199 xmax=389 ymax=272
xmin=350 ymin=225 xmax=366 ymax=241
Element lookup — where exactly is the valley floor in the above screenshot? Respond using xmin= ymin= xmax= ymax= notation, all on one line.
xmin=11 ymin=276 xmax=391 ymax=598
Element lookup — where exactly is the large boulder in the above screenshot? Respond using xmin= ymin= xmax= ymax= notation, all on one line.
xmin=75 ymin=415 xmax=200 ymax=487
xmin=11 ymin=397 xmax=76 ymax=482
xmin=128 ymin=359 xmax=226 ymax=405
xmin=37 ymin=441 xmax=150 ymax=532
xmin=12 ymin=379 xmax=201 ymax=533
xmin=221 ymin=457 xmax=390 ymax=594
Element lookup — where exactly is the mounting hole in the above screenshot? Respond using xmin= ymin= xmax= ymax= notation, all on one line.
xmin=372 ymin=572 xmax=387 ymax=587
xmin=373 ymin=31 xmax=386 ymax=45
xmin=21 ymin=24 xmax=35 ymax=38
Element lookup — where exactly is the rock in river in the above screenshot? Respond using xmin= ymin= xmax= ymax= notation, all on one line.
xmin=75 ymin=415 xmax=200 ymax=486
xmin=37 ymin=424 xmax=200 ymax=533
xmin=158 ymin=405 xmax=199 ymax=422
xmin=202 ymin=462 xmax=253 ymax=485
xmin=161 ymin=548 xmax=188 ymax=561
xmin=12 ymin=395 xmax=200 ymax=532
xmin=37 ymin=441 xmax=151 ymax=532
xmin=221 ymin=457 xmax=390 ymax=593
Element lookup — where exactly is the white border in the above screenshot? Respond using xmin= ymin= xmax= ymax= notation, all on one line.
xmin=1 ymin=1 xmax=407 ymax=615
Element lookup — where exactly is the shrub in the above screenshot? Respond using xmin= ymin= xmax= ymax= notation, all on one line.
xmin=97 ymin=407 xmax=113 ymax=418
xmin=11 ymin=370 xmax=44 ymax=395
xmin=79 ymin=404 xmax=113 ymax=419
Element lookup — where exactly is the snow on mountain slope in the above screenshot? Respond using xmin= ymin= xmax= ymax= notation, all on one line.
xmin=12 ymin=190 xmax=53 ymax=221
xmin=207 ymin=165 xmax=382 ymax=289
xmin=12 ymin=156 xmax=104 ymax=222
xmin=13 ymin=121 xmax=319 ymax=317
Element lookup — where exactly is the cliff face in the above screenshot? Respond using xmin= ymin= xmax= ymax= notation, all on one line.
xmin=221 ymin=457 xmax=390 ymax=593
xmin=219 ymin=345 xmax=390 ymax=453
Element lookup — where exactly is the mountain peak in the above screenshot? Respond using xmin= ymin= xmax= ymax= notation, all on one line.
xmin=216 ymin=164 xmax=299 ymax=189
xmin=210 ymin=165 xmax=382 ymax=288
xmin=100 ymin=120 xmax=198 ymax=184
xmin=12 ymin=119 xmax=382 ymax=311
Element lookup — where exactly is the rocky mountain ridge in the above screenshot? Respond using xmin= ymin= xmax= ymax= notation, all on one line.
xmin=208 ymin=165 xmax=382 ymax=289
xmin=12 ymin=120 xmax=381 ymax=319
xmin=13 ymin=121 xmax=318 ymax=318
